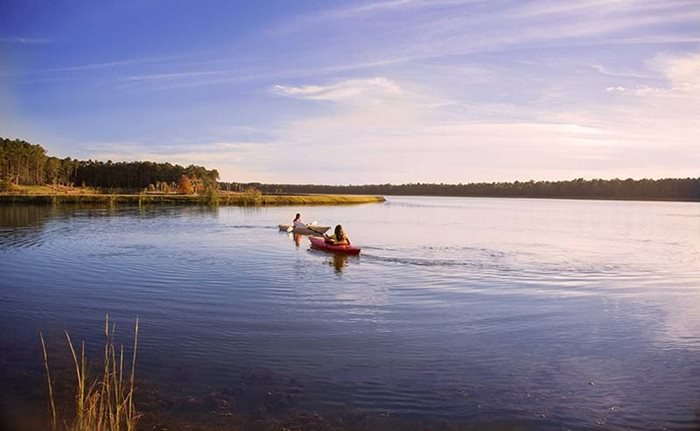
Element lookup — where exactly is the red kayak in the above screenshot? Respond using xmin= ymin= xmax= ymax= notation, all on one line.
xmin=309 ymin=236 xmax=361 ymax=255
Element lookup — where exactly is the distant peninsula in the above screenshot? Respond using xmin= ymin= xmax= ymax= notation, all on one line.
xmin=0 ymin=138 xmax=383 ymax=206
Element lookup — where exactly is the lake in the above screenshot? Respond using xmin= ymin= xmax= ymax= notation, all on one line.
xmin=1 ymin=197 xmax=699 ymax=430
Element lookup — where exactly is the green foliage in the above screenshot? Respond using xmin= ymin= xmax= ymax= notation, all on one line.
xmin=1 ymin=137 xmax=219 ymax=190
xmin=1 ymin=138 xmax=47 ymax=185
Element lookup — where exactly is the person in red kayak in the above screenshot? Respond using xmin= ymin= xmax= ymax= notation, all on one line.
xmin=325 ymin=224 xmax=350 ymax=245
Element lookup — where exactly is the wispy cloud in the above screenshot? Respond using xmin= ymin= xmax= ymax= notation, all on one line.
xmin=117 ymin=70 xmax=233 ymax=82
xmin=271 ymin=0 xmax=484 ymax=35
xmin=44 ymin=55 xmax=183 ymax=73
xmin=0 ymin=36 xmax=52 ymax=44
xmin=322 ymin=0 xmax=483 ymax=18
xmin=50 ymin=0 xmax=696 ymax=95
xmin=9 ymin=55 xmax=192 ymax=79
xmin=604 ymin=52 xmax=700 ymax=97
xmin=272 ymin=78 xmax=403 ymax=103
xmin=653 ymin=52 xmax=700 ymax=92
xmin=511 ymin=0 xmax=698 ymax=19
xmin=114 ymin=58 xmax=413 ymax=91
xmin=592 ymin=64 xmax=660 ymax=80
xmin=276 ymin=0 xmax=700 ymax=62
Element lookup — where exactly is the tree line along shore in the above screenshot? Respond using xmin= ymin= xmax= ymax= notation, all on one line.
xmin=243 ymin=178 xmax=700 ymax=202
xmin=2 ymin=137 xmax=699 ymax=204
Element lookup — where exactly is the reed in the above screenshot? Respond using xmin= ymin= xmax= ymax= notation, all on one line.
xmin=39 ymin=333 xmax=57 ymax=430
xmin=40 ymin=315 xmax=140 ymax=431
xmin=241 ymin=186 xmax=263 ymax=206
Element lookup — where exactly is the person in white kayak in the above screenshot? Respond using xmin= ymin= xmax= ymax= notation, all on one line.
xmin=293 ymin=213 xmax=305 ymax=228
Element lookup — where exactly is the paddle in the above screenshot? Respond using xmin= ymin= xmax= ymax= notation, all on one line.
xmin=305 ymin=226 xmax=327 ymax=237
xmin=289 ymin=220 xmax=321 ymax=234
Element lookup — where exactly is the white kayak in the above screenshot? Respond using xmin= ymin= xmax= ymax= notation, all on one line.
xmin=278 ymin=224 xmax=330 ymax=236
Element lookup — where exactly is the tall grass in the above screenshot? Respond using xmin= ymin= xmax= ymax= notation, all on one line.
xmin=40 ymin=315 xmax=140 ymax=431
xmin=261 ymin=194 xmax=386 ymax=205
xmin=0 ymin=191 xmax=386 ymax=206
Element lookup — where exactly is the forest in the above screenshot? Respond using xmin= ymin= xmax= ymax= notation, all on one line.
xmin=1 ymin=138 xmax=219 ymax=192
xmin=3 ymin=137 xmax=698 ymax=201
xmin=228 ymin=177 xmax=700 ymax=202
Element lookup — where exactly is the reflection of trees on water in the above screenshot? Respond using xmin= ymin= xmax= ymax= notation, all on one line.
xmin=0 ymin=205 xmax=221 ymax=250
xmin=0 ymin=205 xmax=223 ymax=229
xmin=0 ymin=205 xmax=52 ymax=228
xmin=0 ymin=205 xmax=52 ymax=249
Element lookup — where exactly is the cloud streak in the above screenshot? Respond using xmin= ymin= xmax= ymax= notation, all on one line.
xmin=272 ymin=78 xmax=403 ymax=103
xmin=0 ymin=36 xmax=52 ymax=44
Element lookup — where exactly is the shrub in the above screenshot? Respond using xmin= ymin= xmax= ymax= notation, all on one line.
xmin=200 ymin=183 xmax=220 ymax=206
xmin=242 ymin=186 xmax=263 ymax=206
xmin=1 ymin=176 xmax=16 ymax=192
xmin=176 ymin=175 xmax=194 ymax=195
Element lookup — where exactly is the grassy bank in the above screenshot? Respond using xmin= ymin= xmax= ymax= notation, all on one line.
xmin=0 ymin=192 xmax=385 ymax=206
xmin=260 ymin=194 xmax=384 ymax=205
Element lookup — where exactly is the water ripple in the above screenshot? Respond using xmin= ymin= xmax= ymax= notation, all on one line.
xmin=1 ymin=200 xmax=699 ymax=429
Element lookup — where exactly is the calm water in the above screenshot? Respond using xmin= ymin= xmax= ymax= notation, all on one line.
xmin=1 ymin=197 xmax=699 ymax=429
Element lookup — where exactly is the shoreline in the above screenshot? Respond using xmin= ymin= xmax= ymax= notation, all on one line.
xmin=0 ymin=193 xmax=386 ymax=206
xmin=1 ymin=192 xmax=697 ymax=206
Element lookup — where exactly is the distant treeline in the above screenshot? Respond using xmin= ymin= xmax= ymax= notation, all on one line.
xmin=228 ymin=178 xmax=700 ymax=201
xmin=4 ymin=137 xmax=699 ymax=201
xmin=1 ymin=138 xmax=219 ymax=190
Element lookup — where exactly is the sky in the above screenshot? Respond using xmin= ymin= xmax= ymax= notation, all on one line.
xmin=1 ymin=0 xmax=699 ymax=184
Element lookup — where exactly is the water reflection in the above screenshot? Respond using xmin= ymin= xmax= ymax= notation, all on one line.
xmin=331 ymin=254 xmax=348 ymax=273
xmin=284 ymin=229 xmax=352 ymax=273
xmin=0 ymin=205 xmax=50 ymax=249
xmin=0 ymin=204 xmax=223 ymax=251
xmin=284 ymin=232 xmax=306 ymax=247
xmin=0 ymin=204 xmax=51 ymax=228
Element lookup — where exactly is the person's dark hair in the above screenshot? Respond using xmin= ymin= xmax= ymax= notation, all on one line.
xmin=294 ymin=213 xmax=301 ymax=221
xmin=334 ymin=224 xmax=344 ymax=240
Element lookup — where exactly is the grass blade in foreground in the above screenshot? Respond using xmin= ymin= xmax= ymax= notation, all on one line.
xmin=40 ymin=315 xmax=140 ymax=431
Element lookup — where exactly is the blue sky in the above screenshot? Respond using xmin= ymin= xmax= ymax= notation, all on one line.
xmin=1 ymin=0 xmax=699 ymax=183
